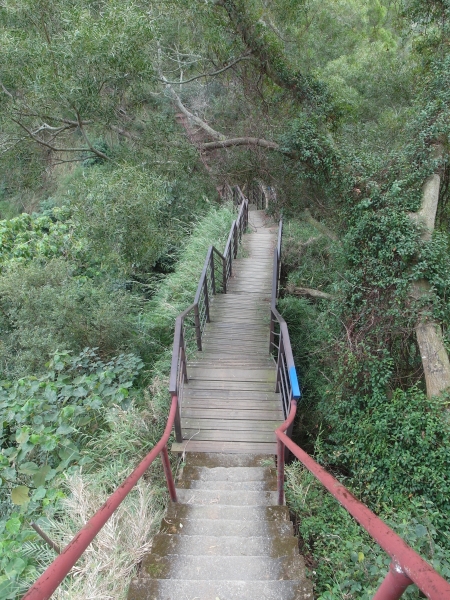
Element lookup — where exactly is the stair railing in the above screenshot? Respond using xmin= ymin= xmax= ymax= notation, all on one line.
xmin=169 ymin=194 xmax=249 ymax=442
xmin=273 ymin=225 xmax=450 ymax=599
xmin=276 ymin=402 xmax=450 ymax=599
xmin=248 ymin=179 xmax=268 ymax=210
xmin=22 ymin=395 xmax=180 ymax=600
xmin=270 ymin=220 xmax=301 ymax=423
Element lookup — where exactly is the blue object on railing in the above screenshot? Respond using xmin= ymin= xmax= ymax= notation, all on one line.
xmin=289 ymin=366 xmax=301 ymax=399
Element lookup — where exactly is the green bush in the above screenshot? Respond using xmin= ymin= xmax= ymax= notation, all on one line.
xmin=0 ymin=348 xmax=144 ymax=598
xmin=0 ymin=259 xmax=144 ymax=378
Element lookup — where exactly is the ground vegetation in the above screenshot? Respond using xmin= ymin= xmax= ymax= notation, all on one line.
xmin=1 ymin=0 xmax=450 ymax=598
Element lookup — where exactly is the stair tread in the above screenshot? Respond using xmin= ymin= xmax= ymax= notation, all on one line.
xmin=150 ymin=533 xmax=298 ymax=557
xmin=171 ymin=440 xmax=277 ymax=453
xmin=141 ymin=554 xmax=306 ymax=581
xmin=180 ymin=465 xmax=276 ymax=481
xmin=160 ymin=517 xmax=293 ymax=538
xmin=175 ymin=488 xmax=278 ymax=505
xmin=165 ymin=502 xmax=289 ymax=521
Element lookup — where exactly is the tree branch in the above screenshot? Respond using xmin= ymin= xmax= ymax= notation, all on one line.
xmin=110 ymin=124 xmax=139 ymax=140
xmin=161 ymin=74 xmax=226 ymax=141
xmin=0 ymin=80 xmax=13 ymax=99
xmin=75 ymin=110 xmax=110 ymax=161
xmin=160 ymin=52 xmax=253 ymax=85
xmin=200 ymin=137 xmax=280 ymax=151
xmin=11 ymin=118 xmax=101 ymax=155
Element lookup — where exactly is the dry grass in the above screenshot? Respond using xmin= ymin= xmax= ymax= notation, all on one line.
xmin=48 ymin=473 xmax=162 ymax=599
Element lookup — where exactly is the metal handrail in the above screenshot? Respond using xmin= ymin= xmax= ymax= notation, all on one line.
xmin=22 ymin=395 xmax=180 ymax=600
xmin=169 ymin=193 xmax=249 ymax=442
xmin=273 ymin=219 xmax=450 ymax=598
xmin=275 ymin=402 xmax=450 ymax=599
xmin=270 ymin=219 xmax=300 ymax=422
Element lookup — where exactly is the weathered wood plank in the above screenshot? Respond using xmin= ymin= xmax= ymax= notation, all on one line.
xmin=183 ymin=408 xmax=283 ymax=420
xmin=182 ymin=429 xmax=277 ymax=442
xmin=182 ymin=417 xmax=280 ymax=430
xmin=188 ymin=367 xmax=276 ymax=382
xmin=185 ymin=380 xmax=276 ymax=391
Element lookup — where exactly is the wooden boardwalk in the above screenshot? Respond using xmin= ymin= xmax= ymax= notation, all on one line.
xmin=172 ymin=209 xmax=284 ymax=455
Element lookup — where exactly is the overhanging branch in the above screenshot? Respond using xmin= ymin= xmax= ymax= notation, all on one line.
xmin=160 ymin=52 xmax=253 ymax=85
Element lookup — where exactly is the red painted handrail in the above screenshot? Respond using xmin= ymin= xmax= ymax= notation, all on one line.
xmin=276 ymin=402 xmax=450 ymax=599
xmin=22 ymin=395 xmax=179 ymax=600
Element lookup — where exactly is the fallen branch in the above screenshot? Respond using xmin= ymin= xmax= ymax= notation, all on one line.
xmin=286 ymin=284 xmax=334 ymax=300
xmin=201 ymin=137 xmax=279 ymax=151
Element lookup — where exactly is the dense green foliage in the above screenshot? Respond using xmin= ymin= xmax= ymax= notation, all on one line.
xmin=1 ymin=0 xmax=450 ymax=597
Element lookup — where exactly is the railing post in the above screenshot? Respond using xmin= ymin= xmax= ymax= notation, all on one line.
xmin=194 ymin=304 xmax=202 ymax=350
xmin=180 ymin=331 xmax=188 ymax=382
xmin=222 ymin=255 xmax=227 ymax=293
xmin=275 ymin=335 xmax=284 ymax=393
xmin=233 ymin=222 xmax=238 ymax=258
xmin=210 ymin=251 xmax=216 ymax=294
xmin=270 ymin=309 xmax=275 ymax=353
xmin=277 ymin=437 xmax=285 ymax=505
xmin=204 ymin=277 xmax=210 ymax=323
xmin=160 ymin=445 xmax=178 ymax=502
xmin=173 ymin=393 xmax=183 ymax=443
xmin=373 ymin=562 xmax=413 ymax=600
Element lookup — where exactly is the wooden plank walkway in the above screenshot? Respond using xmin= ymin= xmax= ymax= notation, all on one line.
xmin=172 ymin=209 xmax=284 ymax=455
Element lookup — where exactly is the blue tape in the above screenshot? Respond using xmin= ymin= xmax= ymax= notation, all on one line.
xmin=289 ymin=366 xmax=301 ymax=399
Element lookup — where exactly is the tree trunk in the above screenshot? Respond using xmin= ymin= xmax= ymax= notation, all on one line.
xmin=409 ymin=146 xmax=450 ymax=398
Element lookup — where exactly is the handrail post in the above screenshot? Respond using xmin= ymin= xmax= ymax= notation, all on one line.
xmin=373 ymin=562 xmax=413 ymax=600
xmin=160 ymin=445 xmax=178 ymax=503
xmin=222 ymin=255 xmax=227 ymax=293
xmin=173 ymin=393 xmax=182 ymax=443
xmin=275 ymin=335 xmax=284 ymax=393
xmin=210 ymin=251 xmax=216 ymax=294
xmin=204 ymin=277 xmax=210 ymax=323
xmin=194 ymin=304 xmax=202 ymax=350
xmin=233 ymin=222 xmax=238 ymax=258
xmin=180 ymin=330 xmax=188 ymax=382
xmin=270 ymin=309 xmax=275 ymax=353
xmin=277 ymin=437 xmax=285 ymax=505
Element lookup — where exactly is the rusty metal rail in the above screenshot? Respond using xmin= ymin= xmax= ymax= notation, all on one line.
xmin=22 ymin=395 xmax=180 ymax=600
xmin=169 ymin=193 xmax=249 ymax=442
xmin=273 ymin=220 xmax=450 ymax=599
xmin=276 ymin=403 xmax=450 ymax=599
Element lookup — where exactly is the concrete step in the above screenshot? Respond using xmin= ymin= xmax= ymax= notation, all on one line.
xmin=175 ymin=488 xmax=278 ymax=506
xmin=160 ymin=517 xmax=293 ymax=538
xmin=179 ymin=465 xmax=275 ymax=482
xmin=178 ymin=478 xmax=277 ymax=491
xmin=129 ymin=578 xmax=313 ymax=600
xmin=181 ymin=453 xmax=275 ymax=468
xmin=172 ymin=439 xmax=278 ymax=454
xmin=165 ymin=502 xmax=288 ymax=522
xmin=141 ymin=554 xmax=306 ymax=581
xmin=149 ymin=533 xmax=298 ymax=557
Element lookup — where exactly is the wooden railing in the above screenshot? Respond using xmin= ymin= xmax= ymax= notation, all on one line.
xmin=169 ymin=193 xmax=249 ymax=442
